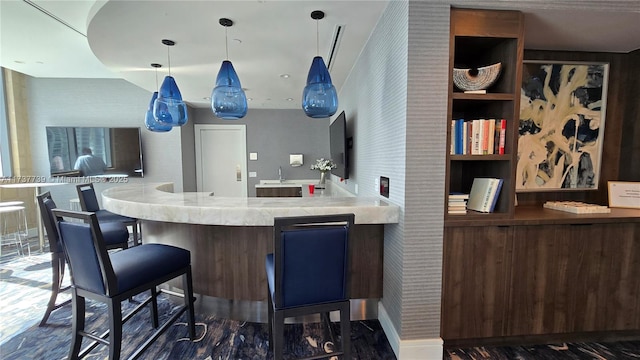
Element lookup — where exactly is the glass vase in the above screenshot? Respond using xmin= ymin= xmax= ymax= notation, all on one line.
xmin=319 ymin=171 xmax=327 ymax=187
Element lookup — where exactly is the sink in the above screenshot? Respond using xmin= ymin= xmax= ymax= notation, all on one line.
xmin=256 ymin=179 xmax=321 ymax=188
xmin=257 ymin=180 xmax=303 ymax=188
xmin=260 ymin=180 xmax=300 ymax=185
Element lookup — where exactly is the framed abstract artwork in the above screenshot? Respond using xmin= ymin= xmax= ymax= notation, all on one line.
xmin=517 ymin=61 xmax=609 ymax=192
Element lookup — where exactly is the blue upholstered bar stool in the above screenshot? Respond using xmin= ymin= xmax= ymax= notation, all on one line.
xmin=265 ymin=213 xmax=354 ymax=360
xmin=52 ymin=209 xmax=196 ymax=360
xmin=36 ymin=191 xmax=130 ymax=326
xmin=76 ymin=183 xmax=140 ymax=245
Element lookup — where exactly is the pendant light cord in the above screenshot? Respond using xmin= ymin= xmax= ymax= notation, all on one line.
xmin=310 ymin=11 xmax=325 ymax=58
xmin=155 ymin=66 xmax=159 ymax=90
xmin=225 ymin=26 xmax=229 ymax=60
xmin=316 ymin=19 xmax=319 ymax=56
xmin=167 ymin=46 xmax=172 ymax=76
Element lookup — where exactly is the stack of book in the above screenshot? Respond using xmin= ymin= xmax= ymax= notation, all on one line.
xmin=450 ymin=118 xmax=506 ymax=155
xmin=467 ymin=177 xmax=504 ymax=213
xmin=448 ymin=193 xmax=469 ymax=214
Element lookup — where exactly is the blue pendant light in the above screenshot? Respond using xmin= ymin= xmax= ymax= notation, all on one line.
xmin=302 ymin=10 xmax=338 ymax=118
xmin=153 ymin=39 xmax=188 ymax=126
xmin=145 ymin=63 xmax=172 ymax=132
xmin=211 ymin=18 xmax=247 ymax=120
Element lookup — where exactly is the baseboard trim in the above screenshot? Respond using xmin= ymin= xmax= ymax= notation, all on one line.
xmin=378 ymin=303 xmax=443 ymax=359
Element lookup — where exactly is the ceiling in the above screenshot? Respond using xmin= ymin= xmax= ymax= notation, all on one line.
xmin=1 ymin=1 xmax=639 ymax=111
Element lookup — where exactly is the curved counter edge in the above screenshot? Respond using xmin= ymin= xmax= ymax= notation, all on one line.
xmin=102 ymin=182 xmax=400 ymax=226
xmin=101 ymin=183 xmax=392 ymax=320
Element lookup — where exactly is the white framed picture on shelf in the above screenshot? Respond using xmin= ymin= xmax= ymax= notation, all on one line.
xmin=516 ymin=61 xmax=609 ymax=192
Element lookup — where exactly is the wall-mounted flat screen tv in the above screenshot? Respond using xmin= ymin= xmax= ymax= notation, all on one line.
xmin=329 ymin=111 xmax=350 ymax=179
xmin=46 ymin=126 xmax=143 ymax=177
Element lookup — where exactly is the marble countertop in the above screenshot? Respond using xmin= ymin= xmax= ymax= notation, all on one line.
xmin=102 ymin=182 xmax=399 ymax=226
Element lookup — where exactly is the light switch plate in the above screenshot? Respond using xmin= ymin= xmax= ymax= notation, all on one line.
xmin=249 ymin=171 xmax=257 ymax=178
xmin=249 ymin=152 xmax=258 ymax=160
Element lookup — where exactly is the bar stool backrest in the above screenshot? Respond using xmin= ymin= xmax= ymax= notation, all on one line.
xmin=36 ymin=191 xmax=63 ymax=254
xmin=76 ymin=184 xmax=100 ymax=212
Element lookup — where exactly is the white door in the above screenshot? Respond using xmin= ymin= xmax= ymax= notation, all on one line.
xmin=195 ymin=124 xmax=247 ymax=197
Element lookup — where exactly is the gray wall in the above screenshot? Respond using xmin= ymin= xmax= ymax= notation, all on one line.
xmin=26 ymin=77 xmax=189 ymax=207
xmin=193 ymin=108 xmax=329 ymax=197
xmin=181 ymin=107 xmax=197 ymax=192
xmin=25 ymin=78 xmax=330 ymax=200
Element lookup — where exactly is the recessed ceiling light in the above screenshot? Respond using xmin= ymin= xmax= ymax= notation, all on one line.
xmin=14 ymin=60 xmax=25 ymax=64
xmin=286 ymin=98 xmax=294 ymax=101
xmin=280 ymin=74 xmax=290 ymax=79
xmin=247 ymin=98 xmax=253 ymax=101
xmin=203 ymin=97 xmax=211 ymax=100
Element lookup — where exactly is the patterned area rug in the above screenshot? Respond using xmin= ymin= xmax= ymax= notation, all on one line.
xmin=6 ymin=252 xmax=640 ymax=359
xmin=0 ymin=253 xmax=396 ymax=360
xmin=445 ymin=342 xmax=640 ymax=360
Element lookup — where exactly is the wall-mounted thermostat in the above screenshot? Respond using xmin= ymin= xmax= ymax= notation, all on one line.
xmin=380 ymin=176 xmax=389 ymax=198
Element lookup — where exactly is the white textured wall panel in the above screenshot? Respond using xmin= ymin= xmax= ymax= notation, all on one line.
xmin=402 ymin=2 xmax=449 ymax=339
xmin=338 ymin=0 xmax=449 ymax=341
xmin=337 ymin=0 xmax=409 ymax=336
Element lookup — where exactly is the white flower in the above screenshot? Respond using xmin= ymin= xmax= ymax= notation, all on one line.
xmin=310 ymin=158 xmax=336 ymax=172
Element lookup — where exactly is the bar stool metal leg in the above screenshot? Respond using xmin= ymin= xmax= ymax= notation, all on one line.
xmin=0 ymin=205 xmax=29 ymax=257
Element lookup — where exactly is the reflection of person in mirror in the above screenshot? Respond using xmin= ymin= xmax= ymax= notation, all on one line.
xmin=74 ymin=147 xmax=106 ymax=176
xmin=51 ymin=155 xmax=64 ymax=172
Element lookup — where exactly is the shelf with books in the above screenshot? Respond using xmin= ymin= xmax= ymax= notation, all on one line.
xmin=447 ymin=160 xmax=513 ymax=216
xmin=445 ymin=7 xmax=523 ymax=222
xmin=449 ymin=118 xmax=508 ymax=156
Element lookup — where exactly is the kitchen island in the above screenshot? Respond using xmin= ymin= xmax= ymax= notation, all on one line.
xmin=102 ymin=182 xmax=399 ymax=321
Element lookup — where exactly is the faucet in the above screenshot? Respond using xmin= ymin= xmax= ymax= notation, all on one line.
xmin=278 ymin=166 xmax=285 ymax=183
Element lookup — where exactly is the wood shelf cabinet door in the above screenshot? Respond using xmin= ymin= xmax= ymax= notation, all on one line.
xmin=507 ymin=223 xmax=640 ymax=336
xmin=441 ymin=226 xmax=512 ymax=339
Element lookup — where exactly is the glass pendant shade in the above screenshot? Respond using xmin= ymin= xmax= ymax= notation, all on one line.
xmin=153 ymin=75 xmax=188 ymax=126
xmin=211 ymin=60 xmax=247 ymax=120
xmin=145 ymin=92 xmax=171 ymax=132
xmin=302 ymin=56 xmax=338 ymax=118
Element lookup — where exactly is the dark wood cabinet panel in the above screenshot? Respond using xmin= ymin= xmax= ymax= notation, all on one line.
xmin=508 ymin=223 xmax=640 ymax=335
xmin=256 ymin=186 xmax=302 ymax=197
xmin=508 ymin=224 xmax=577 ymax=335
xmin=144 ymin=221 xmax=383 ymax=301
xmin=441 ymin=226 xmax=512 ymax=339
xmin=442 ymin=219 xmax=640 ymax=345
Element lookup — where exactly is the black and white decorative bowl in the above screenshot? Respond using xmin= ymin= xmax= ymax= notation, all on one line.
xmin=452 ymin=62 xmax=502 ymax=91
